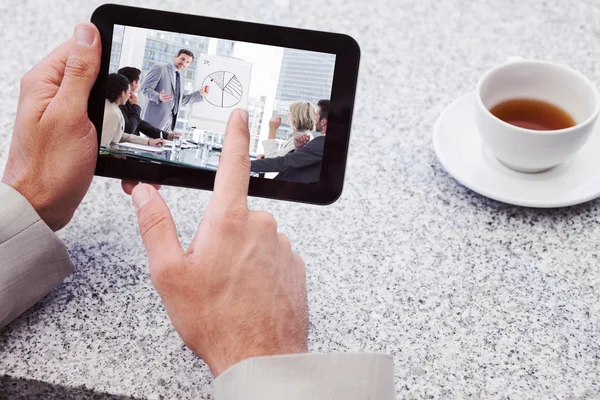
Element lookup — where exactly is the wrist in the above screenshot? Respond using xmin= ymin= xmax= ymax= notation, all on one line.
xmin=2 ymin=173 xmax=61 ymax=231
xmin=197 ymin=335 xmax=309 ymax=377
xmin=207 ymin=346 xmax=308 ymax=377
xmin=268 ymin=129 xmax=277 ymax=139
xmin=205 ymin=352 xmax=250 ymax=378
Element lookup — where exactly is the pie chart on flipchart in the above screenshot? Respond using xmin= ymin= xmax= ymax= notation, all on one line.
xmin=202 ymin=71 xmax=244 ymax=108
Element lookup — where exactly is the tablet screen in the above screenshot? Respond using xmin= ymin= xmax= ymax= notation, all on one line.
xmin=101 ymin=24 xmax=336 ymax=185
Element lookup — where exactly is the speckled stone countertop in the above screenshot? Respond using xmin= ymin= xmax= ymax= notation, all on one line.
xmin=1 ymin=0 xmax=599 ymax=398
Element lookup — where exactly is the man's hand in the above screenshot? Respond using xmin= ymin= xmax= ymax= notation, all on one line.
xmin=200 ymin=85 xmax=210 ymax=96
xmin=148 ymin=138 xmax=165 ymax=147
xmin=256 ymin=154 xmax=265 ymax=160
xmin=268 ymin=116 xmax=281 ymax=139
xmin=294 ymin=133 xmax=311 ymax=149
xmin=2 ymin=23 xmax=101 ymax=231
xmin=129 ymin=92 xmax=139 ymax=105
xmin=167 ymin=132 xmax=182 ymax=141
xmin=130 ymin=109 xmax=308 ymax=377
xmin=159 ymin=89 xmax=173 ymax=102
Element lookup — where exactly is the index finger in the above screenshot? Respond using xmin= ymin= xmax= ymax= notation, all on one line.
xmin=209 ymin=109 xmax=251 ymax=213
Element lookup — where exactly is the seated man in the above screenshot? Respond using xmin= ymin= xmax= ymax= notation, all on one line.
xmin=117 ymin=67 xmax=179 ymax=140
xmin=250 ymin=100 xmax=329 ymax=184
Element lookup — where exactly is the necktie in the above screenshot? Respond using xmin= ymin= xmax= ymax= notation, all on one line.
xmin=174 ymin=71 xmax=181 ymax=114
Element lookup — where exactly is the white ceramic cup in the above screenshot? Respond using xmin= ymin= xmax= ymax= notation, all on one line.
xmin=475 ymin=60 xmax=600 ymax=173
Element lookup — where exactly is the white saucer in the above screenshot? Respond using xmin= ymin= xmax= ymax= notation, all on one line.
xmin=433 ymin=93 xmax=600 ymax=208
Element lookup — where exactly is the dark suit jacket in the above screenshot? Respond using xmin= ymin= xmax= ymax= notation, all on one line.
xmin=250 ymin=136 xmax=325 ymax=184
xmin=119 ymin=101 xmax=166 ymax=139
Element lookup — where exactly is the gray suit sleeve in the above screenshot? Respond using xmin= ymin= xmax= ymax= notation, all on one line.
xmin=141 ymin=65 xmax=163 ymax=105
xmin=213 ymin=353 xmax=395 ymax=400
xmin=182 ymin=90 xmax=204 ymax=106
xmin=0 ymin=183 xmax=74 ymax=329
xmin=251 ymin=139 xmax=323 ymax=173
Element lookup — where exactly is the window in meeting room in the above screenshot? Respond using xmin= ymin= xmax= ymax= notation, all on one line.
xmin=272 ymin=48 xmax=335 ymax=141
xmin=108 ymin=25 xmax=125 ymax=73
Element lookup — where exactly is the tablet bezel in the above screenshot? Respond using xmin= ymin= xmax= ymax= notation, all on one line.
xmin=90 ymin=4 xmax=360 ymax=205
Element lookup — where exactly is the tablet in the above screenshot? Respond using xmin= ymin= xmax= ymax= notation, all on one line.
xmin=90 ymin=4 xmax=360 ymax=205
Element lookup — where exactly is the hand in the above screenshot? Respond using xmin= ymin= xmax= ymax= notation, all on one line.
xmin=256 ymin=154 xmax=265 ymax=160
xmin=167 ymin=132 xmax=182 ymax=141
xmin=294 ymin=133 xmax=311 ymax=149
xmin=159 ymin=89 xmax=173 ymax=102
xmin=269 ymin=116 xmax=282 ymax=130
xmin=200 ymin=85 xmax=210 ymax=96
xmin=269 ymin=116 xmax=281 ymax=131
xmin=130 ymin=109 xmax=308 ymax=377
xmin=121 ymin=181 xmax=161 ymax=195
xmin=129 ymin=92 xmax=138 ymax=105
xmin=148 ymin=138 xmax=165 ymax=147
xmin=1 ymin=23 xmax=101 ymax=231
xmin=268 ymin=117 xmax=281 ymax=140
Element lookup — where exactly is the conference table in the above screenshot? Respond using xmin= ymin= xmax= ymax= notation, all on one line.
xmin=104 ymin=141 xmax=221 ymax=170
xmin=101 ymin=142 xmax=260 ymax=175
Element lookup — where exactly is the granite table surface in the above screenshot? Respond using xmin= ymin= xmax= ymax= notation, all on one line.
xmin=1 ymin=0 xmax=600 ymax=398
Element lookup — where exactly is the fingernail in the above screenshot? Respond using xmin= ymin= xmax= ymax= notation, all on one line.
xmin=74 ymin=25 xmax=94 ymax=46
xmin=132 ymin=185 xmax=152 ymax=211
xmin=239 ymin=109 xmax=249 ymax=124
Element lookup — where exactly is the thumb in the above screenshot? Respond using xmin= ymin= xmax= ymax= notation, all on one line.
xmin=132 ymin=184 xmax=183 ymax=266
xmin=57 ymin=23 xmax=101 ymax=110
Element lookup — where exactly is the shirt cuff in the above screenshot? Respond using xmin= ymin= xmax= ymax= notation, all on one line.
xmin=213 ymin=353 xmax=395 ymax=400
xmin=0 ymin=183 xmax=75 ymax=328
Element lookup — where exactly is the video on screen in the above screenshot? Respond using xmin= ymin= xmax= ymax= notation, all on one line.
xmin=100 ymin=25 xmax=335 ymax=184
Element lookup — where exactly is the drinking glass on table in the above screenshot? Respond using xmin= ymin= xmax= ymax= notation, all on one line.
xmin=173 ymin=136 xmax=182 ymax=153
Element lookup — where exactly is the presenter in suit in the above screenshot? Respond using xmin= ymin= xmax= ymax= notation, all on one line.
xmin=0 ymin=24 xmax=395 ymax=399
xmin=141 ymin=49 xmax=210 ymax=134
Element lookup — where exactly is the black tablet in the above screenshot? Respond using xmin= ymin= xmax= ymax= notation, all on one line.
xmin=90 ymin=4 xmax=360 ymax=205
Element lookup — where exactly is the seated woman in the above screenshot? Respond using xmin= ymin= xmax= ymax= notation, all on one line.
xmin=117 ymin=66 xmax=180 ymax=140
xmin=260 ymin=101 xmax=316 ymax=159
xmin=100 ymin=73 xmax=164 ymax=148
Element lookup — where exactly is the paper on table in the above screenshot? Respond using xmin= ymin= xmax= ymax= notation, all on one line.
xmin=163 ymin=140 xmax=196 ymax=149
xmin=115 ymin=142 xmax=166 ymax=153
